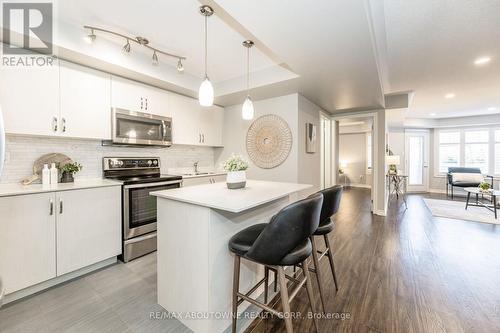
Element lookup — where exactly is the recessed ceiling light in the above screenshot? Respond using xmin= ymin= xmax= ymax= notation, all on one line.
xmin=444 ymin=93 xmax=455 ymax=99
xmin=488 ymin=107 xmax=497 ymax=111
xmin=474 ymin=56 xmax=491 ymax=65
xmin=429 ymin=113 xmax=437 ymax=116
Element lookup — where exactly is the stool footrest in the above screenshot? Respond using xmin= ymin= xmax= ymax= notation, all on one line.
xmin=236 ymin=292 xmax=282 ymax=317
xmin=236 ymin=276 xmax=267 ymax=307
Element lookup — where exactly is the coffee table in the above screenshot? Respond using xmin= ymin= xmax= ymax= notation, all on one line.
xmin=464 ymin=187 xmax=500 ymax=219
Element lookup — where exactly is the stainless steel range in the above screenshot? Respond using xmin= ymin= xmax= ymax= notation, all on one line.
xmin=103 ymin=157 xmax=182 ymax=262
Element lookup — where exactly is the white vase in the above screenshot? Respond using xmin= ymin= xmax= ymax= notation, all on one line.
xmin=226 ymin=170 xmax=247 ymax=189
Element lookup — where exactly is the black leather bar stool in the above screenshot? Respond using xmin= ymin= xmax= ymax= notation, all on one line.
xmin=228 ymin=193 xmax=324 ymax=333
xmin=308 ymin=185 xmax=342 ymax=313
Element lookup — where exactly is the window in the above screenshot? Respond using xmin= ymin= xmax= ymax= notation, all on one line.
xmin=438 ymin=131 xmax=460 ymax=173
xmin=464 ymin=130 xmax=489 ymax=173
xmin=495 ymin=130 xmax=500 ymax=174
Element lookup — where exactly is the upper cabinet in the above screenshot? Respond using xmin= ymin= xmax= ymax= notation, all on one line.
xmin=59 ymin=61 xmax=111 ymax=140
xmin=111 ymin=76 xmax=169 ymax=115
xmin=0 ymin=59 xmax=60 ymax=136
xmin=199 ymin=105 xmax=224 ymax=147
xmin=0 ymin=60 xmax=111 ymax=140
xmin=169 ymin=93 xmax=224 ymax=147
xmin=0 ymin=61 xmax=223 ymax=147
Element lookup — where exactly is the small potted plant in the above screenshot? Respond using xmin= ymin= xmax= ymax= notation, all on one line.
xmin=478 ymin=181 xmax=492 ymax=193
xmin=58 ymin=162 xmax=83 ymax=183
xmin=222 ymin=154 xmax=249 ymax=189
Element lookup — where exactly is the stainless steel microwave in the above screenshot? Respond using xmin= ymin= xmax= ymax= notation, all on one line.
xmin=103 ymin=108 xmax=172 ymax=147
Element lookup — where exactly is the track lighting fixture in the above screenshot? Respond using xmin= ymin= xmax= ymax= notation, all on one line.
xmin=198 ymin=5 xmax=215 ymax=107
xmin=83 ymin=25 xmax=186 ymax=70
xmin=122 ymin=39 xmax=131 ymax=53
xmin=83 ymin=29 xmax=96 ymax=44
xmin=152 ymin=51 xmax=159 ymax=65
xmin=177 ymin=58 xmax=184 ymax=72
xmin=241 ymin=40 xmax=255 ymax=120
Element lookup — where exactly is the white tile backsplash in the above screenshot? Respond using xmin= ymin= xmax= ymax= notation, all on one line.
xmin=1 ymin=135 xmax=217 ymax=184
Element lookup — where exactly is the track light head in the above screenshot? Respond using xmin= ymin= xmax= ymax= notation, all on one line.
xmin=152 ymin=51 xmax=159 ymax=65
xmin=84 ymin=29 xmax=96 ymax=44
xmin=122 ymin=39 xmax=131 ymax=53
xmin=199 ymin=5 xmax=214 ymax=17
xmin=177 ymin=58 xmax=184 ymax=72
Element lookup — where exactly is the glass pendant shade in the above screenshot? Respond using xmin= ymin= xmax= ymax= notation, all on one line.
xmin=199 ymin=77 xmax=214 ymax=106
xmin=241 ymin=95 xmax=254 ymax=120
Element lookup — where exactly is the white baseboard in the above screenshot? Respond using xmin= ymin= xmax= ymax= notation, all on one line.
xmin=3 ymin=257 xmax=117 ymax=305
xmin=346 ymin=183 xmax=372 ymax=189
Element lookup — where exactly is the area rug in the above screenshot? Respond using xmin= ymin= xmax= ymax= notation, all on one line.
xmin=423 ymin=198 xmax=500 ymax=225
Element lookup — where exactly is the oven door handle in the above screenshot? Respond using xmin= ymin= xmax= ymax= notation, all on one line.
xmin=123 ymin=180 xmax=182 ymax=189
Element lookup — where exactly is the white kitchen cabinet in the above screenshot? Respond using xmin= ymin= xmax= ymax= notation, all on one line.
xmin=59 ymin=61 xmax=111 ymax=139
xmin=169 ymin=93 xmax=224 ymax=147
xmin=199 ymin=105 xmax=224 ymax=147
xmin=55 ymin=186 xmax=121 ymax=276
xmin=0 ymin=193 xmax=56 ymax=294
xmin=169 ymin=92 xmax=201 ymax=145
xmin=0 ymin=59 xmax=59 ymax=136
xmin=182 ymin=174 xmax=226 ymax=187
xmin=111 ymin=76 xmax=169 ymax=115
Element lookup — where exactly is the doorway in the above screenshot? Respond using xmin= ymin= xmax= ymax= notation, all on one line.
xmin=405 ymin=130 xmax=430 ymax=192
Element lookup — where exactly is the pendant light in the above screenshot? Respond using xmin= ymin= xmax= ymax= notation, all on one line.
xmin=242 ymin=40 xmax=255 ymax=120
xmin=199 ymin=5 xmax=214 ymax=107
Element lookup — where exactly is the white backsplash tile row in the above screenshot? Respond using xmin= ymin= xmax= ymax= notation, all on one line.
xmin=1 ymin=135 xmax=217 ymax=184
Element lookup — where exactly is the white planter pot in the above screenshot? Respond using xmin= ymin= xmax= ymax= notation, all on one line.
xmin=226 ymin=170 xmax=247 ymax=189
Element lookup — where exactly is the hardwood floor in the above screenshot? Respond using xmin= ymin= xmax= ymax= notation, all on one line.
xmin=245 ymin=188 xmax=500 ymax=333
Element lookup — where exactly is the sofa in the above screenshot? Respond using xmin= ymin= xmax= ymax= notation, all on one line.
xmin=446 ymin=167 xmax=493 ymax=199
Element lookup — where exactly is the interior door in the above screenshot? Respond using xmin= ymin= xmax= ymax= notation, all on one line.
xmin=405 ymin=130 xmax=430 ymax=192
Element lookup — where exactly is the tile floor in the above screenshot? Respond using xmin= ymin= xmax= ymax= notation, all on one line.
xmin=0 ymin=253 xmax=191 ymax=333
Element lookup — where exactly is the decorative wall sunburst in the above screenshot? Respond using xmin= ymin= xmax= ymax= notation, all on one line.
xmin=246 ymin=114 xmax=293 ymax=169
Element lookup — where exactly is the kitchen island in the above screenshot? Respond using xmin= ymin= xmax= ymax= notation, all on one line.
xmin=151 ymin=180 xmax=312 ymax=333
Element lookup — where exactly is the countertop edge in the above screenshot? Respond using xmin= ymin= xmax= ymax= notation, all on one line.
xmin=0 ymin=179 xmax=123 ymax=197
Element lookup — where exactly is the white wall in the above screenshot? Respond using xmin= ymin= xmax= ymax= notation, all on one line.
xmin=298 ymin=95 xmax=321 ymax=191
xmin=387 ymin=129 xmax=406 ymax=172
xmin=339 ymin=133 xmax=369 ymax=186
xmin=216 ymin=93 xmax=322 ymax=194
xmin=1 ymin=135 xmax=216 ymax=184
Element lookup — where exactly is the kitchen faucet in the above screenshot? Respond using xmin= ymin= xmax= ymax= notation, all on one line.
xmin=194 ymin=161 xmax=199 ymax=174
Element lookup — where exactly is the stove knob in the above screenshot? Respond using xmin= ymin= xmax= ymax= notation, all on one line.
xmin=147 ymin=160 xmax=152 ymax=166
xmin=152 ymin=160 xmax=158 ymax=166
xmin=118 ymin=161 xmax=124 ymax=166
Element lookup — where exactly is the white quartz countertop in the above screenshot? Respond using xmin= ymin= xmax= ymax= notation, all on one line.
xmin=151 ymin=180 xmax=312 ymax=213
xmin=0 ymin=179 xmax=123 ymax=197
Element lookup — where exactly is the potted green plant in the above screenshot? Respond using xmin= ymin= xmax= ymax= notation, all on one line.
xmin=478 ymin=181 xmax=492 ymax=192
xmin=222 ymin=154 xmax=249 ymax=189
xmin=58 ymin=162 xmax=83 ymax=183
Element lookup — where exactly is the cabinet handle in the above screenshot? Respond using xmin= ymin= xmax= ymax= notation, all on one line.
xmin=49 ymin=199 xmax=54 ymax=215
xmin=202 ymin=134 xmax=205 ymax=143
xmin=199 ymin=134 xmax=201 ymax=143
xmin=61 ymin=118 xmax=66 ymax=133
xmin=59 ymin=199 xmax=63 ymax=214
xmin=140 ymin=97 xmax=143 ymax=110
xmin=52 ymin=117 xmax=58 ymax=132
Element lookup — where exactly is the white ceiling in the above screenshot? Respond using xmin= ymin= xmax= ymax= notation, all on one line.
xmin=56 ymin=0 xmax=277 ymax=83
xmin=214 ymin=0 xmax=385 ymax=112
xmin=384 ymin=0 xmax=500 ymax=118
xmin=44 ymin=0 xmax=500 ymax=117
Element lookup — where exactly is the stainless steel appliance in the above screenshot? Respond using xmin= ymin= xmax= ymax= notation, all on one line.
xmin=103 ymin=108 xmax=172 ymax=147
xmin=103 ymin=157 xmax=182 ymax=262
